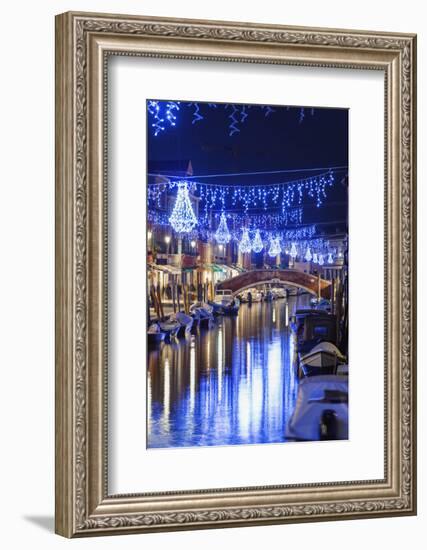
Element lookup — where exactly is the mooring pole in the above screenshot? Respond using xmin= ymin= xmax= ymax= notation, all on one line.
xmin=156 ymin=284 xmax=164 ymax=320
xmin=172 ymin=276 xmax=176 ymax=313
xmin=331 ymin=278 xmax=335 ymax=314
xmin=285 ymin=299 xmax=289 ymax=327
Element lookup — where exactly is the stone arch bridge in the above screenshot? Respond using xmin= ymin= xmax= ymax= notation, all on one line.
xmin=216 ymin=269 xmax=331 ymax=299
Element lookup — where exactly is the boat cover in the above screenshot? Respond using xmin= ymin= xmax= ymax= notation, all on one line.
xmin=301 ymin=341 xmax=345 ymax=362
xmin=286 ymin=375 xmax=348 ymax=441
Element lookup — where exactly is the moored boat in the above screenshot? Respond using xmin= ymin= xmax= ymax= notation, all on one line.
xmin=285 ymin=375 xmax=348 ymax=441
xmin=158 ymin=318 xmax=180 ymax=341
xmin=264 ymin=290 xmax=273 ymax=302
xmin=299 ymin=341 xmax=346 ymax=377
xmin=310 ymin=297 xmax=332 ymax=312
xmin=170 ymin=311 xmax=193 ymax=337
xmin=290 ymin=309 xmax=338 ymax=354
xmin=239 ymin=288 xmax=262 ymax=303
xmin=209 ymin=290 xmax=240 ymax=316
xmin=147 ymin=323 xmax=166 ymax=346
xmin=271 ymin=287 xmax=286 ymax=299
xmin=223 ymin=298 xmax=240 ymax=315
xmin=190 ymin=302 xmax=214 ymax=328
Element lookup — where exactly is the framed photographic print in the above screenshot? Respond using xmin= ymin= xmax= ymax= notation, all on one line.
xmin=55 ymin=11 xmax=417 ymax=537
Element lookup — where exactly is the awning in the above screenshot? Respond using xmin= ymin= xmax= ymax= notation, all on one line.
xmin=199 ymin=263 xmax=223 ymax=273
xmin=216 ymin=264 xmax=235 ymax=272
xmin=211 ymin=264 xmax=226 ymax=273
xmin=151 ymin=263 xmax=182 ymax=275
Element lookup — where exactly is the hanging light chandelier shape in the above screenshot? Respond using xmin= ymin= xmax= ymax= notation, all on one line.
xmin=304 ymin=247 xmax=312 ymax=262
xmin=313 ymin=253 xmax=318 ymax=264
xmin=318 ymin=253 xmax=325 ymax=266
xmin=327 ymin=252 xmax=334 ymax=264
xmin=290 ymin=242 xmax=298 ymax=259
xmin=252 ymin=229 xmax=264 ymax=253
xmin=169 ymin=181 xmax=197 ymax=233
xmin=268 ymin=237 xmax=281 ymax=258
xmin=239 ymin=227 xmax=252 ymax=253
xmin=214 ymin=212 xmax=231 ymax=245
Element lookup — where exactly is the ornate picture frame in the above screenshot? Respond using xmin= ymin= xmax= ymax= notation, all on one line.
xmin=55 ymin=11 xmax=417 ymax=537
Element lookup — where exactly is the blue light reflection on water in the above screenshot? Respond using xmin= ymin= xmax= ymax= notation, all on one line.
xmin=147 ymin=298 xmax=302 ymax=448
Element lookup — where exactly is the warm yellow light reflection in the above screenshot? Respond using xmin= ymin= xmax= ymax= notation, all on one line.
xmin=162 ymin=358 xmax=170 ymax=429
xmin=189 ymin=340 xmax=196 ymax=414
xmin=217 ymin=325 xmax=223 ymax=403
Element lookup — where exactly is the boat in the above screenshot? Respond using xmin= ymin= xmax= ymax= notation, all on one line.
xmin=147 ymin=323 xmax=166 ymax=346
xmin=271 ymin=287 xmax=286 ymax=299
xmin=158 ymin=318 xmax=181 ymax=341
xmin=169 ymin=311 xmax=193 ymax=337
xmin=310 ymin=297 xmax=332 ymax=312
xmin=290 ymin=309 xmax=338 ymax=354
xmin=225 ymin=300 xmax=240 ymax=315
xmin=336 ymin=363 xmax=348 ymax=376
xmin=209 ymin=290 xmax=240 ymax=316
xmin=285 ymin=375 xmax=348 ymax=441
xmin=299 ymin=341 xmax=346 ymax=377
xmin=189 ymin=311 xmax=200 ymax=331
xmin=264 ymin=290 xmax=273 ymax=302
xmin=189 ymin=302 xmax=214 ymax=328
xmin=239 ymin=288 xmax=262 ymax=303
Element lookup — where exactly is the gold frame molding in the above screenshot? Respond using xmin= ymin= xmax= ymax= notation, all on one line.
xmin=55 ymin=11 xmax=417 ymax=537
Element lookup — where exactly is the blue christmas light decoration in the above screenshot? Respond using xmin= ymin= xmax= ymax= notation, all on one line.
xmin=147 ymin=101 xmax=318 ymax=136
xmin=240 ymin=105 xmax=248 ymax=123
xmin=268 ymin=237 xmax=281 ymax=258
xmin=148 ymin=181 xmax=168 ymax=207
xmin=318 ymin=253 xmax=325 ymax=266
xmin=147 ymin=209 xmax=170 ymax=226
xmin=304 ymin=247 xmax=312 ymax=262
xmin=211 ymin=210 xmax=305 ymax=232
xmin=214 ymin=212 xmax=231 ymax=245
xmin=252 ymin=229 xmax=264 ymax=253
xmin=283 ymin=225 xmax=316 ymax=241
xmin=149 ymin=171 xmax=335 ymax=214
xmin=168 ymin=181 xmax=197 ymax=233
xmin=147 ymin=100 xmax=181 ymax=136
xmin=147 ymin=101 xmax=164 ymax=136
xmin=188 ymin=102 xmax=204 ymax=125
xmin=165 ymin=101 xmax=180 ymax=126
xmin=262 ymin=105 xmax=275 ymax=117
xmin=290 ymin=242 xmax=298 ymax=259
xmin=327 ymin=252 xmax=334 ymax=264
xmin=313 ymin=253 xmax=318 ymax=264
xmin=227 ymin=104 xmax=240 ymax=136
xmin=239 ymin=228 xmax=252 ymax=254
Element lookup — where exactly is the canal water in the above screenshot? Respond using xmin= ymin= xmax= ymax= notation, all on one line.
xmin=147 ymin=295 xmax=307 ymax=449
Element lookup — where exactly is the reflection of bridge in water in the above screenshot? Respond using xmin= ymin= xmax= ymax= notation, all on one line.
xmin=216 ymin=269 xmax=332 ymax=299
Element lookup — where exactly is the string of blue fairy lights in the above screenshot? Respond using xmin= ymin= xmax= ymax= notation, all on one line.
xmin=147 ymin=100 xmax=318 ymax=137
xmin=148 ymin=169 xmax=338 ymax=214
